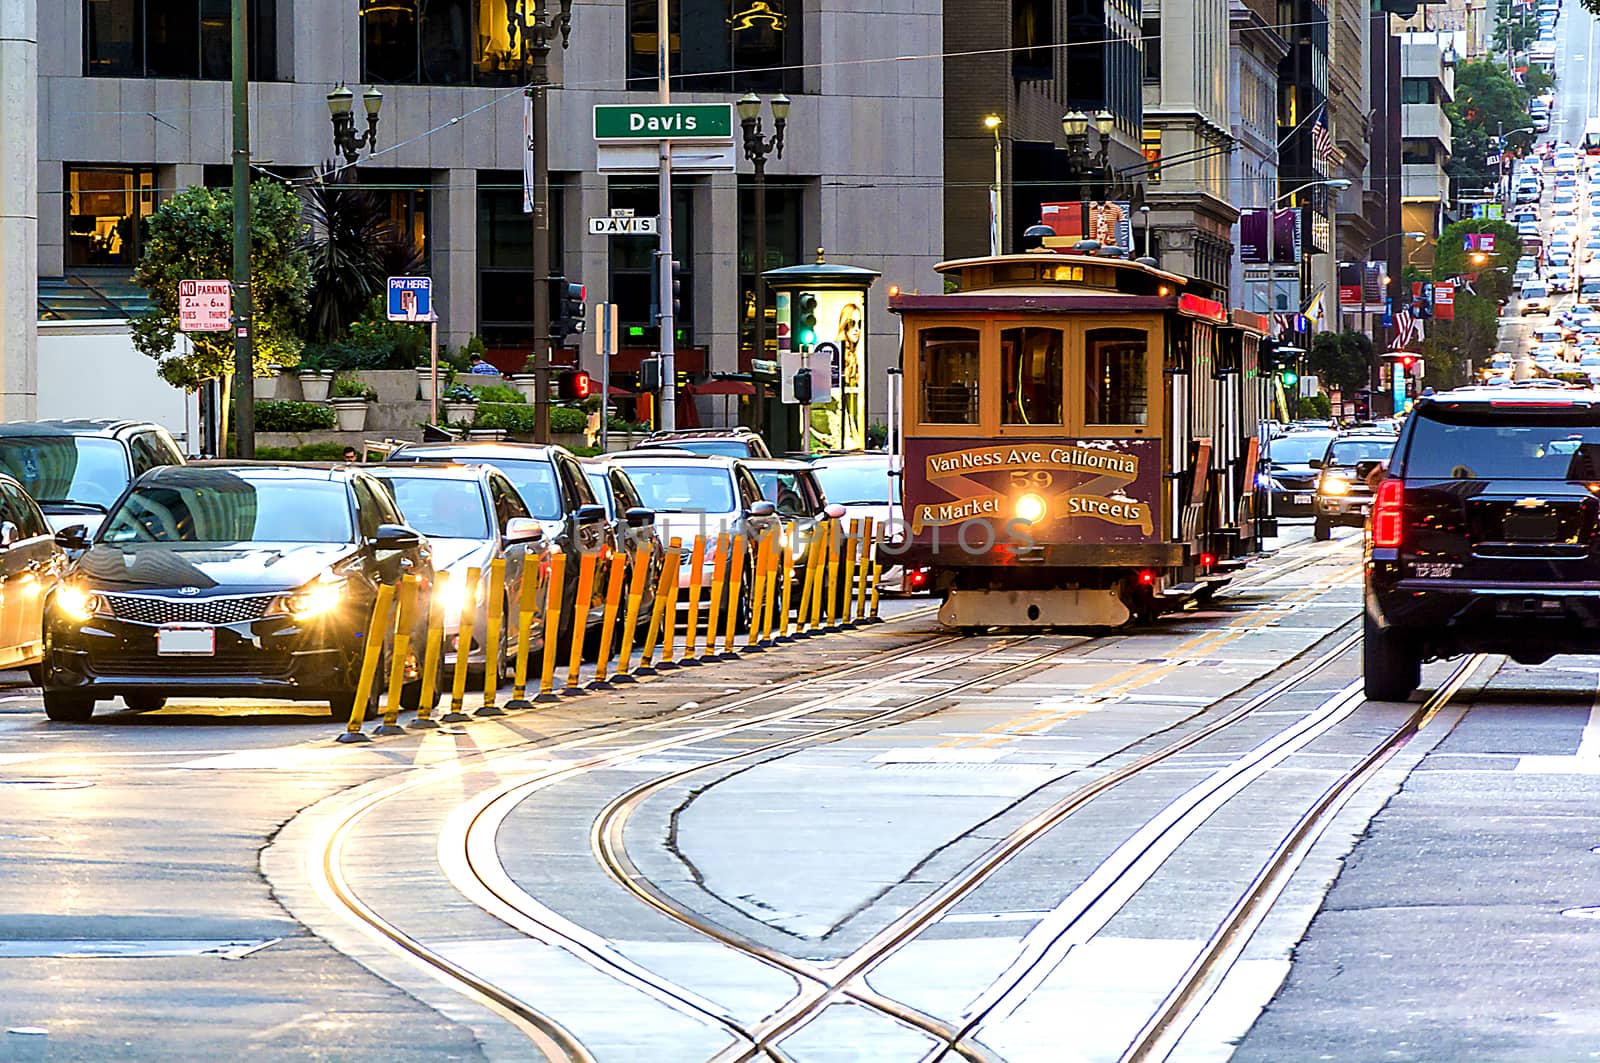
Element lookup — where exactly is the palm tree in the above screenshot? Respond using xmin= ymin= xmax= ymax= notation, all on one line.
xmin=300 ymin=164 xmax=424 ymax=343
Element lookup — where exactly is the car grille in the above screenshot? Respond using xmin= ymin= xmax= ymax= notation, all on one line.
xmin=103 ymin=593 xmax=278 ymax=626
xmin=1275 ymin=475 xmax=1315 ymax=491
xmin=86 ymin=650 xmax=290 ymax=680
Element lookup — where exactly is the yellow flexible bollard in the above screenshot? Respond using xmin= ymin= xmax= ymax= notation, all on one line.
xmin=682 ymin=536 xmax=707 ymax=665
xmin=745 ymin=529 xmax=772 ymax=652
xmin=795 ymin=526 xmax=819 ymax=637
xmin=375 ymin=574 xmax=421 ymax=735
xmin=440 ymin=566 xmax=480 ymax=723
xmin=721 ymin=534 xmax=747 ymax=657
xmin=870 ymin=561 xmax=883 ymax=618
xmin=337 ymin=582 xmax=397 ymax=743
xmin=841 ymin=518 xmax=861 ymax=625
xmin=612 ymin=547 xmax=651 ymax=683
xmin=859 ymin=518 xmax=880 ymax=623
xmin=505 ymin=561 xmax=541 ymax=710
xmin=410 ymin=576 xmax=445 ymax=730
xmin=657 ymin=539 xmax=687 ymax=669
xmin=564 ymin=549 xmax=599 ymax=692
xmin=476 ymin=558 xmax=507 ymax=716
xmin=535 ymin=551 xmax=567 ymax=702
xmin=760 ymin=528 xmax=781 ymax=643
xmin=703 ymin=533 xmax=729 ymax=661
xmin=637 ymin=538 xmax=681 ymax=674
xmin=823 ymin=518 xmax=842 ymax=629
xmin=776 ymin=536 xmax=796 ymax=641
xmin=591 ymin=549 xmax=628 ymax=688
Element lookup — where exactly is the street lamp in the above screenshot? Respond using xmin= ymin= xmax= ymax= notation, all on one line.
xmin=509 ymin=0 xmax=576 ymax=444
xmin=984 ymin=114 xmax=1003 ymax=256
xmin=326 ymin=84 xmax=383 ymax=165
xmin=1059 ymin=109 xmax=1122 ymax=201
xmin=738 ymin=91 xmax=789 ymax=438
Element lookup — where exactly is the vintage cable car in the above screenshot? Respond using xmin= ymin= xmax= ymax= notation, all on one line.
xmin=886 ymin=250 xmax=1270 ymax=628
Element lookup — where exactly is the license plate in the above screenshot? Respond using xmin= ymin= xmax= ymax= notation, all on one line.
xmin=156 ymin=625 xmax=215 ymax=656
xmin=1293 ymin=493 xmax=1313 ymax=505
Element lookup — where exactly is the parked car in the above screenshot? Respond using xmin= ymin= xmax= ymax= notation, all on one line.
xmin=636 ymin=427 xmax=774 ymax=459
xmin=41 ymin=463 xmax=432 ymax=722
xmin=610 ymin=453 xmax=780 ymax=626
xmin=382 ymin=442 xmax=614 ymax=643
xmin=809 ymin=451 xmax=925 ymax=594
xmin=744 ymin=457 xmax=843 ymax=600
xmin=579 ymin=457 xmax=665 ymax=624
xmin=0 ymin=420 xmax=186 ymax=536
xmin=1521 ymin=282 xmax=1552 ymax=315
xmin=370 ymin=463 xmax=550 ymax=672
xmin=1310 ymin=434 xmax=1396 ymax=541
xmin=1261 ymin=429 xmax=1338 ymax=516
xmin=1580 ymin=280 xmax=1600 ymax=304
xmin=0 ymin=473 xmax=67 ymax=681
xmin=1364 ymin=386 xmax=1600 ymax=699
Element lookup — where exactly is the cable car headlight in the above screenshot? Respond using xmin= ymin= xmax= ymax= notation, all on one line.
xmin=1015 ymin=493 xmax=1047 ymax=523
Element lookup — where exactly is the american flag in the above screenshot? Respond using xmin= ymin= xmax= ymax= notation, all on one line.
xmin=1390 ymin=306 xmax=1422 ymax=350
xmin=1312 ymin=114 xmax=1336 ymax=167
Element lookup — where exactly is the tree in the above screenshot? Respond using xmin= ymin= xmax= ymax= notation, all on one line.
xmin=1307 ymin=330 xmax=1375 ymax=394
xmin=131 ymin=181 xmax=309 ymax=390
xmin=1445 ymin=59 xmax=1531 ymax=192
xmin=300 ymin=166 xmax=425 ymax=344
xmin=1421 ymin=220 xmax=1522 ymax=386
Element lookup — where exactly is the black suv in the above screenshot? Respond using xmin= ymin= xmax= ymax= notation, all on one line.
xmin=1366 ymin=387 xmax=1600 ymax=699
xmin=0 ymin=420 xmax=185 ymax=536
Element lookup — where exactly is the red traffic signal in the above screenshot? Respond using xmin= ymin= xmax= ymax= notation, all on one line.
xmin=1399 ymin=355 xmax=1417 ymax=372
xmin=558 ymin=369 xmax=595 ymax=401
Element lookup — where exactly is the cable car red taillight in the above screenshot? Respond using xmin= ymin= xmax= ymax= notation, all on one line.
xmin=1372 ymin=478 xmax=1404 ymax=547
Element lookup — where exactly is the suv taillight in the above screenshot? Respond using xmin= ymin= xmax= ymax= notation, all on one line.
xmin=1372 ymin=478 xmax=1404 ymax=547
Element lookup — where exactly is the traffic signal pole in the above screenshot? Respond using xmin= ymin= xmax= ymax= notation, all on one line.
xmin=655 ymin=0 xmax=676 ymax=430
xmin=231 ymin=0 xmax=254 ymax=458
xmin=530 ymin=70 xmax=552 ymax=443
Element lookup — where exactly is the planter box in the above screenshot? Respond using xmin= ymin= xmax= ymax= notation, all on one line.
xmin=551 ymin=432 xmax=589 ymax=451
xmin=255 ymin=373 xmax=283 ymax=401
xmin=509 ymin=374 xmax=540 ymax=401
xmin=299 ymin=371 xmax=334 ymax=403
xmin=330 ymin=399 xmax=370 ymax=432
xmin=443 ymin=401 xmax=478 ymax=423
xmin=467 ymin=428 xmax=507 ymax=442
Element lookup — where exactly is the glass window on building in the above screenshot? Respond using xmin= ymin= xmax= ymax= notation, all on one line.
xmin=65 ymin=166 xmax=156 ymax=269
xmin=626 ymin=0 xmax=803 ymax=93
xmin=607 ymin=177 xmax=693 ymax=346
xmin=1000 ymin=327 xmax=1064 ymax=425
xmin=1142 ymin=17 xmax=1160 ymax=81
xmin=1014 ymin=0 xmax=1054 ymax=80
xmin=738 ymin=180 xmax=804 ymax=355
xmin=477 ymin=174 xmax=564 ymax=348
xmin=918 ymin=327 xmax=982 ymax=425
xmin=84 ymin=0 xmax=277 ymax=80
xmin=363 ymin=0 xmax=527 ymax=86
xmin=1085 ymin=327 xmax=1148 ymax=425
xmin=1401 ymin=78 xmax=1432 ymax=104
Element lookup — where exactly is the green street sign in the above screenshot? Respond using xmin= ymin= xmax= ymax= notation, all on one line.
xmin=593 ymin=104 xmax=734 ymax=141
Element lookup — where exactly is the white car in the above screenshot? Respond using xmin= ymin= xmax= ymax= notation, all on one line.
xmin=1551 ymin=269 xmax=1575 ymax=293
xmin=1555 ymin=199 xmax=1579 ymax=217
xmin=1581 ymin=280 xmax=1600 ymax=304
xmin=1533 ymin=327 xmax=1566 ymax=345
xmin=1521 ymin=283 xmax=1553 ymax=315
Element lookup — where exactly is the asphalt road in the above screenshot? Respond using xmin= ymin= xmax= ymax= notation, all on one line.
xmin=6 ymin=519 xmax=1600 ymax=1061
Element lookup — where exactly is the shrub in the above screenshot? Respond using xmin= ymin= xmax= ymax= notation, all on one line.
xmin=256 ymin=442 xmax=350 ymax=461
xmin=550 ymin=406 xmax=587 ymax=434
xmin=255 ymin=400 xmax=337 ymax=432
xmin=470 ymin=383 xmax=525 ymax=404
xmin=473 ymin=402 xmax=540 ymax=433
xmin=331 ymin=374 xmax=376 ymax=400
xmin=443 ymin=383 xmax=478 ymax=403
xmin=300 ymin=298 xmax=430 ymax=371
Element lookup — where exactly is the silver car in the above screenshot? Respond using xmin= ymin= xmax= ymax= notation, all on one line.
xmin=808 ymin=451 xmax=924 ymax=594
xmin=370 ymin=463 xmax=549 ymax=670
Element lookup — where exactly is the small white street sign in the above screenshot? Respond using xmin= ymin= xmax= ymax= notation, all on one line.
xmin=588 ymin=215 xmax=659 ymax=236
xmin=178 ymin=280 xmax=232 ymax=333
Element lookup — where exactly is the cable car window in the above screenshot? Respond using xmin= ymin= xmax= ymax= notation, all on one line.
xmin=918 ymin=327 xmax=981 ymax=424
xmin=1086 ymin=328 xmax=1148 ymax=425
xmin=1000 ymin=327 xmax=1064 ymax=425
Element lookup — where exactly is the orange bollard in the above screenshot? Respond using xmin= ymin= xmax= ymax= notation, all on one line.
xmin=681 ymin=536 xmax=707 ymax=665
xmin=702 ymin=533 xmax=730 ymax=661
xmin=534 ymin=551 xmax=567 ymax=702
xmin=612 ymin=546 xmax=652 ymax=683
xmin=590 ymin=550 xmax=628 ymax=688
xmin=564 ymin=549 xmax=599 ymax=692
xmin=720 ymin=534 xmax=747 ymax=658
xmin=636 ymin=538 xmax=681 ymax=675
xmin=440 ymin=566 xmax=481 ymax=723
xmin=336 ymin=582 xmax=396 ymax=743
xmin=476 ymin=558 xmax=507 ymax=716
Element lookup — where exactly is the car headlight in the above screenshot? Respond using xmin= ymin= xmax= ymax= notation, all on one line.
xmin=54 ymin=584 xmax=101 ymax=622
xmin=1318 ymin=474 xmax=1352 ymax=497
xmin=280 ymin=577 xmax=346 ymax=620
xmin=437 ymin=569 xmax=474 ymax=619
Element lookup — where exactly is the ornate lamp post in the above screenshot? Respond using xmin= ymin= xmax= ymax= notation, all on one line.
xmin=1060 ymin=109 xmax=1118 ymax=198
xmin=737 ymin=90 xmax=788 ymax=437
xmin=510 ymin=0 xmax=575 ymax=443
xmin=326 ymin=84 xmax=384 ymax=165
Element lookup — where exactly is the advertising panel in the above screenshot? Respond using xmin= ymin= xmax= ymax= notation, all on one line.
xmin=1039 ymin=201 xmax=1135 ymax=250
xmin=803 ymin=291 xmax=867 ymax=451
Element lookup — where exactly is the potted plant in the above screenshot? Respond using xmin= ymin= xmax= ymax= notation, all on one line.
xmin=442 ymin=383 xmax=479 ymax=424
xmin=508 ymin=360 xmax=539 ymax=401
xmin=328 ymin=375 xmax=376 ymax=432
xmin=298 ymin=353 xmax=334 ymax=402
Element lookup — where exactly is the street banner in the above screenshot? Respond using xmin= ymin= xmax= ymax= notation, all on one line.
xmin=1434 ymin=282 xmax=1455 ymax=321
xmin=1337 ymin=262 xmax=1361 ymax=306
xmin=1238 ymin=208 xmax=1301 ymax=264
xmin=522 ymin=92 xmax=535 ymax=213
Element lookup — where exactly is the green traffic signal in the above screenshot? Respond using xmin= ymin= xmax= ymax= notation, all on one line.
xmin=1281 ymin=370 xmax=1298 ymax=387
xmin=798 ymin=292 xmax=818 ymax=347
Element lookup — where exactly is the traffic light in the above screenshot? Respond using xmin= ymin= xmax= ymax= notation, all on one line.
xmin=639 ymin=357 xmax=662 ymax=392
xmin=1399 ymin=354 xmax=1418 ymax=373
xmin=793 ymin=367 xmax=814 ymax=405
xmin=797 ymin=292 xmax=819 ymax=348
xmin=1258 ymin=337 xmax=1280 ymax=375
xmin=1280 ymin=367 xmax=1299 ymax=388
xmin=557 ymin=369 xmax=595 ymax=402
xmin=550 ymin=277 xmax=586 ymax=342
xmin=671 ymin=260 xmax=684 ymax=319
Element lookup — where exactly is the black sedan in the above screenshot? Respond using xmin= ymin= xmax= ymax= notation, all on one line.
xmin=41 ymin=464 xmax=431 ymax=722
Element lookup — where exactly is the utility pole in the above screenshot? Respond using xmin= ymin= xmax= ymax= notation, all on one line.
xmin=231 ymin=0 xmax=254 ymax=457
xmin=656 ymin=0 xmax=676 ymax=430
